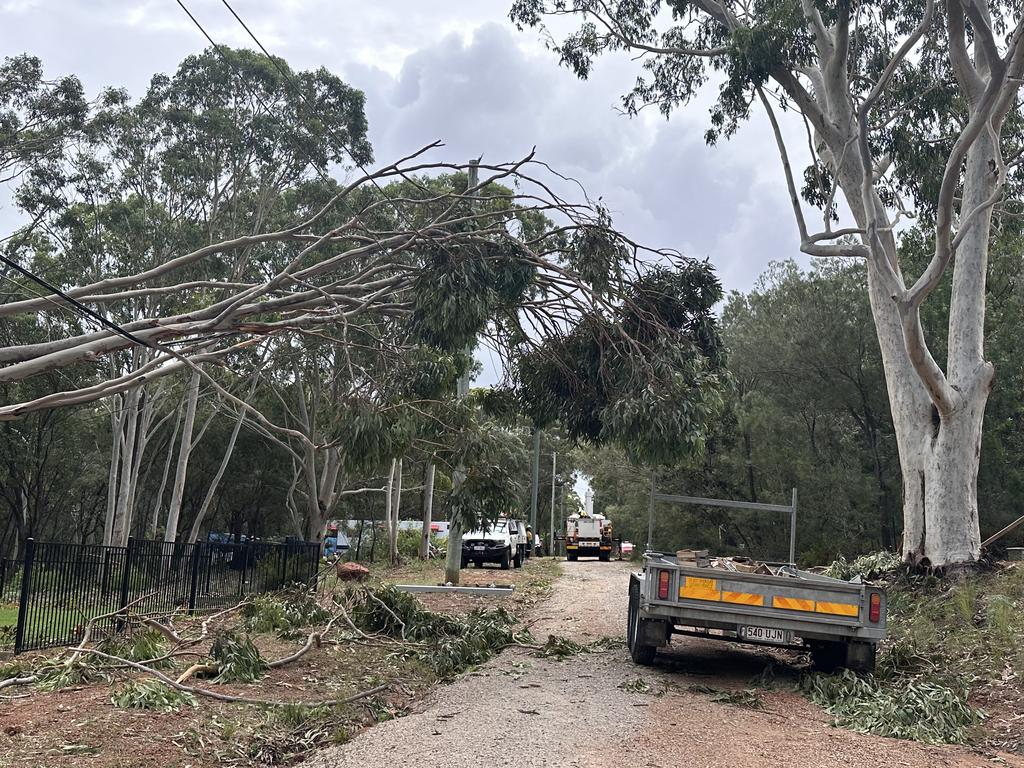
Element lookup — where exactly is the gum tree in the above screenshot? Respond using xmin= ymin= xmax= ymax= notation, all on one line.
xmin=512 ymin=0 xmax=1024 ymax=566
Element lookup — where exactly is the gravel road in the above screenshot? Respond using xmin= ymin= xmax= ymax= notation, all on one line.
xmin=308 ymin=560 xmax=1022 ymax=768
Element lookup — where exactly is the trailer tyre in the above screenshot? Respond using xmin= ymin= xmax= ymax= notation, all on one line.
xmin=627 ymin=576 xmax=657 ymax=666
xmin=566 ymin=552 xmax=578 ymax=562
xmin=500 ymin=547 xmax=511 ymax=570
xmin=513 ymin=547 xmax=523 ymax=568
xmin=599 ymin=550 xmax=610 ymax=562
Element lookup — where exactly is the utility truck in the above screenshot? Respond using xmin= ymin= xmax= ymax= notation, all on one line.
xmin=565 ymin=512 xmax=613 ymax=562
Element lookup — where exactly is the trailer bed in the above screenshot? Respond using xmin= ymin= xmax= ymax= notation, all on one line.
xmin=627 ymin=553 xmax=887 ymax=671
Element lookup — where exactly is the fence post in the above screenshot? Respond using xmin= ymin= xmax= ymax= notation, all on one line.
xmin=187 ymin=542 xmax=202 ymax=613
xmin=14 ymin=538 xmax=35 ymax=654
xmin=117 ymin=537 xmax=136 ymax=624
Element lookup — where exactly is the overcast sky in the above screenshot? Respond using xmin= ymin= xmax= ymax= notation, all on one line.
xmin=0 ymin=0 xmax=807 ymax=295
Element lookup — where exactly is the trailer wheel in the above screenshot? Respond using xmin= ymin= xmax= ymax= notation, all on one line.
xmin=599 ymin=550 xmax=610 ymax=562
xmin=627 ymin=576 xmax=657 ymax=666
xmin=566 ymin=552 xmax=578 ymax=562
xmin=500 ymin=547 xmax=511 ymax=570
xmin=513 ymin=547 xmax=523 ymax=568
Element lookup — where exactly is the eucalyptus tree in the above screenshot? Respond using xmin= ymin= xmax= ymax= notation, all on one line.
xmin=1 ymin=50 xmax=730 ymax=577
xmin=513 ymin=0 xmax=1024 ymax=565
xmin=1 ymin=47 xmax=371 ymax=544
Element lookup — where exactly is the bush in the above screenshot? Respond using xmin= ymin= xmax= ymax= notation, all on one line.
xmin=111 ymin=679 xmax=197 ymax=712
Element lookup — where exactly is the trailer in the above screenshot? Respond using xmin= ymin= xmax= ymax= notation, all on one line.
xmin=626 ymin=482 xmax=887 ymax=671
xmin=627 ymin=554 xmax=886 ymax=670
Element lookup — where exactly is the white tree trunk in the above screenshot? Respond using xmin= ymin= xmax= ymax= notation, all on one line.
xmin=420 ymin=462 xmax=435 ymax=560
xmin=389 ymin=458 xmax=403 ymax=565
xmin=832 ymin=129 xmax=996 ymax=567
xmin=385 ymin=462 xmax=395 ymax=565
xmin=102 ymin=403 xmax=126 ymax=546
xmin=163 ymin=370 xmax=200 ymax=546
xmin=188 ymin=407 xmax=246 ymax=543
xmin=149 ymin=404 xmax=183 ymax=539
xmin=111 ymin=385 xmax=141 ymax=546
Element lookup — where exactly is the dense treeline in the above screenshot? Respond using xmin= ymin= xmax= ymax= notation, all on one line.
xmin=586 ymin=247 xmax=1024 ymax=564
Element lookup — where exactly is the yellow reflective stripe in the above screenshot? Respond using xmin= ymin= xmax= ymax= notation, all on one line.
xmin=679 ymin=576 xmax=720 ymax=602
xmin=721 ymin=590 xmax=765 ymax=607
xmin=772 ymin=596 xmax=815 ymax=612
xmin=815 ymin=601 xmax=859 ymax=617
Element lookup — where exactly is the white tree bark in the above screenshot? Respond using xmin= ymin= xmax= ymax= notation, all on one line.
xmin=420 ymin=461 xmax=435 ymax=560
xmin=187 ymin=406 xmax=247 ymax=544
xmin=389 ymin=458 xmax=403 ymax=565
xmin=746 ymin=4 xmax=1016 ymax=565
xmin=111 ymin=385 xmax=142 ymax=546
xmin=163 ymin=369 xmax=201 ymax=546
xmin=149 ymin=403 xmax=183 ymax=539
xmin=102 ymin=403 xmax=126 ymax=546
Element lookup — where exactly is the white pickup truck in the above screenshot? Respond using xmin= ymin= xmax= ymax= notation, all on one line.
xmin=461 ymin=518 xmax=527 ymax=569
xmin=627 ymin=552 xmax=887 ymax=671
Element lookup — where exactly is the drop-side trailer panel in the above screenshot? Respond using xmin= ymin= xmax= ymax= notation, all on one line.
xmin=627 ymin=554 xmax=887 ymax=671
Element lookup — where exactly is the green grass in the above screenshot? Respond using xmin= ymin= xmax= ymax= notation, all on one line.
xmin=0 ymin=604 xmax=18 ymax=626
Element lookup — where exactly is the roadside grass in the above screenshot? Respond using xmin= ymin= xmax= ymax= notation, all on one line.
xmin=0 ymin=603 xmax=17 ymax=626
xmin=805 ymin=557 xmax=1024 ymax=747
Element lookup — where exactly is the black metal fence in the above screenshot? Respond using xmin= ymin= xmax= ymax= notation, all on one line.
xmin=12 ymin=537 xmax=321 ymax=654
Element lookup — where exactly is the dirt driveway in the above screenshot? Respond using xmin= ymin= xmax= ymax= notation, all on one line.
xmin=307 ymin=560 xmax=1020 ymax=768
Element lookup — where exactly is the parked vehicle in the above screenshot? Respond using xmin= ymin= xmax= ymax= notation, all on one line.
xmin=626 ymin=551 xmax=887 ymax=671
xmin=565 ymin=512 xmax=613 ymax=561
xmin=461 ymin=518 xmax=525 ymax=569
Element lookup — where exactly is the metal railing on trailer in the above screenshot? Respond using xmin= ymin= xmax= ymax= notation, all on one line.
xmin=12 ymin=537 xmax=321 ymax=654
xmin=646 ymin=478 xmax=799 ymax=564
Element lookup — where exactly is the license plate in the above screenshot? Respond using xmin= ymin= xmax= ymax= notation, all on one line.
xmin=474 ymin=545 xmax=485 ymax=551
xmin=581 ymin=541 xmax=597 ymax=547
xmin=739 ymin=626 xmax=789 ymax=644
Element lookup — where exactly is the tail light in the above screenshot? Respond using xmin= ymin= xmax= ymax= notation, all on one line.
xmin=657 ymin=570 xmax=670 ymax=600
xmin=869 ymin=592 xmax=881 ymax=623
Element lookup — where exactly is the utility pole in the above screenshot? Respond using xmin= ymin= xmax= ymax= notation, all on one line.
xmin=529 ymin=428 xmax=541 ymax=530
xmin=549 ymin=451 xmax=557 ymax=558
xmin=444 ymin=159 xmax=478 ymax=585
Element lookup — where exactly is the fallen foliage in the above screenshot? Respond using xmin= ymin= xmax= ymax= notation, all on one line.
xmin=111 ymin=678 xmax=198 ymax=712
xmin=804 ymin=669 xmax=981 ymax=744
